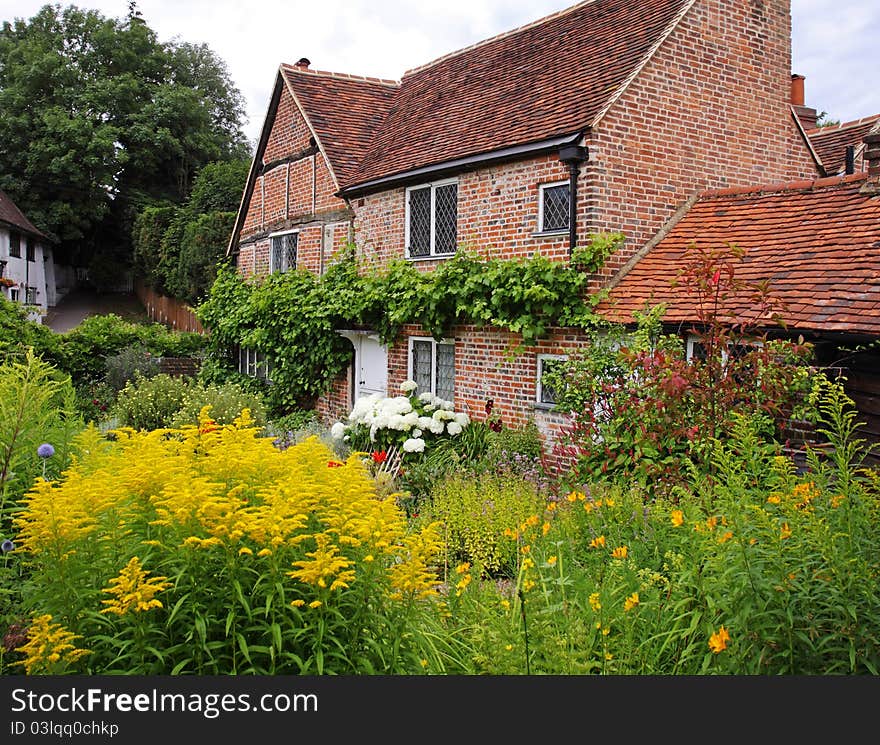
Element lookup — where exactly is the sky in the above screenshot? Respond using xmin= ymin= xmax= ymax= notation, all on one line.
xmin=3 ymin=0 xmax=879 ymax=148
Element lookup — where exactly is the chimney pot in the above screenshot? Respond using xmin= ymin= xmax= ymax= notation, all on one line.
xmin=861 ymin=133 xmax=880 ymax=193
xmin=790 ymin=74 xmax=805 ymax=107
xmin=295 ymin=57 xmax=311 ymax=69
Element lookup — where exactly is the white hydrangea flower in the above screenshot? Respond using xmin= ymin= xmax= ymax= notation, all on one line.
xmin=453 ymin=412 xmax=470 ymax=427
xmin=402 ymin=437 xmax=426 ymax=453
xmin=427 ymin=418 xmax=445 ymax=435
xmin=400 ymin=380 xmax=418 ymax=394
xmin=412 ymin=428 xmax=422 ymax=438
xmin=417 ymin=416 xmax=435 ymax=430
xmin=446 ymin=422 xmax=462 ymax=436
xmin=330 ymin=422 xmax=346 ymax=439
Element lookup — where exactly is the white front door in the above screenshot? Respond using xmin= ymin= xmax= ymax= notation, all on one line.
xmin=339 ymin=331 xmax=388 ymax=401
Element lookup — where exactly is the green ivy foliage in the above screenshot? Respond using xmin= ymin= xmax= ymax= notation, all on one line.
xmin=197 ymin=234 xmax=622 ymax=410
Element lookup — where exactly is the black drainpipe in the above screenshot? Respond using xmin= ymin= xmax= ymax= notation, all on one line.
xmin=558 ymin=144 xmax=589 ymax=259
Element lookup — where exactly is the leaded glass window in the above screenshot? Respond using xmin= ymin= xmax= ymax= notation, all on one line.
xmin=410 ymin=338 xmax=455 ymax=402
xmin=540 ymin=182 xmax=569 ymax=232
xmin=271 ymin=232 xmax=298 ymax=273
xmin=406 ymin=180 xmax=458 ymax=258
xmin=434 ymin=184 xmax=458 ymax=254
xmin=407 ymin=187 xmax=431 ymax=257
xmin=537 ymin=355 xmax=566 ymax=405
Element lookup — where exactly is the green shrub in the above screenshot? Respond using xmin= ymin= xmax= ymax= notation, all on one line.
xmin=169 ymin=380 xmax=266 ymax=428
xmin=111 ymin=373 xmax=191 ymax=431
xmin=104 ymin=345 xmax=161 ymax=393
xmin=423 ymin=471 xmax=548 ymax=577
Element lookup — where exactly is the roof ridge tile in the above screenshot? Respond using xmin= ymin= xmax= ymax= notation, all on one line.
xmin=280 ymin=63 xmax=399 ymax=87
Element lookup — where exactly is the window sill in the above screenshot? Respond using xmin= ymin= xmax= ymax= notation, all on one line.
xmin=532 ymin=402 xmax=558 ymax=412
xmin=405 ymin=253 xmax=456 ymax=262
xmin=531 ymin=230 xmax=568 ymax=239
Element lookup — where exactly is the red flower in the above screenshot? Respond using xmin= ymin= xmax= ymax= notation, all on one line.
xmin=485 ymin=399 xmax=494 ymax=415
xmin=327 ymin=461 xmax=344 ymax=468
xmin=371 ymin=450 xmax=388 ymax=464
xmin=710 ymin=269 xmax=721 ymax=286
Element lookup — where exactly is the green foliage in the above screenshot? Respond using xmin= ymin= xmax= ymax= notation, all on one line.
xmin=111 ymin=373 xmax=265 ymax=431
xmin=0 ymin=4 xmax=248 ymax=267
xmin=0 ymin=350 xmax=82 ymax=529
xmin=169 ymin=381 xmax=266 ymax=429
xmin=0 ymin=299 xmax=61 ymax=364
xmin=446 ymin=389 xmax=880 ymax=674
xmin=544 ymin=245 xmax=814 ymax=492
xmin=104 ymin=345 xmax=161 ymax=393
xmin=423 ymin=472 xmax=548 ymax=577
xmin=58 ymin=314 xmax=204 ymax=384
xmin=133 ymin=158 xmax=248 ymax=303
xmin=198 ymin=236 xmax=620 ymax=409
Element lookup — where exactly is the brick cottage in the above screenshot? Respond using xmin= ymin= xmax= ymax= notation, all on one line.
xmin=226 ymin=0 xmax=879 ymax=454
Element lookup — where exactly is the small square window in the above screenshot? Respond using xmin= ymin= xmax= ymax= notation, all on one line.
xmin=539 ymin=182 xmax=569 ymax=233
xmin=270 ymin=232 xmax=298 ymax=273
xmin=537 ymin=354 xmax=567 ymax=405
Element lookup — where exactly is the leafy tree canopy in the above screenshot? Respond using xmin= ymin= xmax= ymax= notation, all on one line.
xmin=0 ymin=2 xmax=249 ymax=268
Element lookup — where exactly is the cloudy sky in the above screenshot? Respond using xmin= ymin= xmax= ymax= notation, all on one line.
xmin=4 ymin=0 xmax=879 ymax=147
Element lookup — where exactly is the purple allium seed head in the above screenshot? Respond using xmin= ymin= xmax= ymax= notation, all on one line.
xmin=37 ymin=443 xmax=54 ymax=459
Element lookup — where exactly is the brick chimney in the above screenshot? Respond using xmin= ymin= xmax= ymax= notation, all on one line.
xmin=791 ymin=73 xmax=818 ymax=130
xmin=861 ymin=132 xmax=880 ymax=195
xmin=294 ymin=57 xmax=311 ymax=70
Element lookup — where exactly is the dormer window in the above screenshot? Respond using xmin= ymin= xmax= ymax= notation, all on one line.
xmin=405 ymin=179 xmax=458 ymax=259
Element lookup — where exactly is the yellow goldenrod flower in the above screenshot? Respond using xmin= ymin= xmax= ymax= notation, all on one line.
xmin=589 ymin=592 xmax=601 ymax=612
xmin=100 ymin=557 xmax=171 ymax=616
xmin=288 ymin=533 xmax=355 ymax=592
xmin=547 ymin=501 xmax=557 ymax=512
xmin=501 ymin=599 xmax=510 ymax=610
xmin=522 ymin=579 xmax=535 ymax=592
xmin=521 ymin=544 xmax=531 ymax=555
xmin=239 ymin=547 xmax=253 ymax=556
xmin=308 ymin=600 xmax=322 ymax=609
xmin=604 ymin=498 xmax=615 ymax=507
xmin=257 ymin=548 xmax=272 ymax=558
xmin=602 ymin=626 xmax=610 ymax=636
xmin=455 ymin=573 xmax=472 ymax=596
xmin=766 ymin=494 xmax=781 ymax=505
xmin=590 ymin=535 xmax=606 ymax=549
xmin=671 ymin=510 xmax=684 ymax=527
xmin=290 ymin=599 xmax=305 ymax=607
xmin=566 ymin=492 xmax=579 ymax=503
xmin=455 ymin=562 xmax=471 ymax=575
xmin=708 ymin=626 xmax=730 ymax=654
xmin=624 ymin=592 xmax=640 ymax=611
xmin=388 ymin=522 xmax=442 ymax=599
xmin=780 ymin=522 xmax=792 ymax=540
xmin=706 ymin=516 xmax=718 ymax=531
xmin=15 ymin=615 xmax=90 ymax=675
xmin=611 ymin=545 xmax=628 ymax=559
xmin=526 ymin=514 xmax=540 ymax=527
xmin=718 ymin=531 xmax=734 ymax=544
xmin=542 ymin=521 xmax=551 ymax=536
xmin=547 ymin=555 xmax=558 ymax=566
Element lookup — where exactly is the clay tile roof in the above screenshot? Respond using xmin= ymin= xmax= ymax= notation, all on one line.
xmin=0 ymin=188 xmax=46 ymax=240
xmin=281 ymin=66 xmax=398 ymax=186
xmin=807 ymin=115 xmax=880 ymax=176
xmin=604 ymin=174 xmax=880 ymax=336
xmin=342 ymin=0 xmax=693 ymax=190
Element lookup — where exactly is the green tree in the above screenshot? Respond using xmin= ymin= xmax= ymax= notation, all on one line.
xmin=0 ymin=3 xmax=249 ymax=271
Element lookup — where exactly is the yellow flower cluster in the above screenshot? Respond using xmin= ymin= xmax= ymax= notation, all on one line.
xmin=14 ymin=411 xmax=443 ymax=614
xmin=708 ymin=625 xmax=730 ymax=654
xmin=15 ymin=615 xmax=90 ymax=675
xmin=101 ymin=557 xmax=171 ymax=616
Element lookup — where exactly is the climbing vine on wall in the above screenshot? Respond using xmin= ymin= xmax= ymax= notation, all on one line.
xmin=197 ymin=233 xmax=622 ymax=412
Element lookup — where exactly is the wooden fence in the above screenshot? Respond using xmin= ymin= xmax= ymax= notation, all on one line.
xmin=134 ymin=280 xmax=205 ymax=334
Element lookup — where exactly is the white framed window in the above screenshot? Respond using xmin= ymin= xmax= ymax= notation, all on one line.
xmin=238 ymin=347 xmax=271 ymax=382
xmin=686 ymin=334 xmax=763 ymax=365
xmin=408 ymin=337 xmax=454 ymax=402
xmin=10 ymin=287 xmax=20 ymax=303
xmin=536 ymin=353 xmax=567 ymax=406
xmin=405 ymin=178 xmax=458 ymax=259
xmin=24 ymin=285 xmax=38 ymax=305
xmin=270 ymin=231 xmax=298 ymax=273
xmin=538 ymin=181 xmax=569 ymax=233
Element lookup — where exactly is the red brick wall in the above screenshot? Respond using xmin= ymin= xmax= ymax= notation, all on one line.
xmin=591 ymin=0 xmax=818 ymax=276
xmin=239 ymin=86 xmax=349 ymax=244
